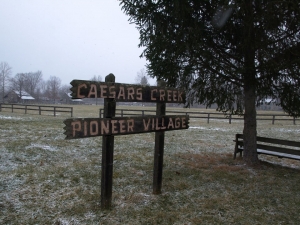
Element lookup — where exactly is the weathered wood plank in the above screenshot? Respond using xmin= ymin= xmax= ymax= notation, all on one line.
xmin=70 ymin=78 xmax=186 ymax=103
xmin=63 ymin=115 xmax=189 ymax=139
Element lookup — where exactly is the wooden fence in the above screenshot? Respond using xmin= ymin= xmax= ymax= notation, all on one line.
xmin=99 ymin=108 xmax=298 ymax=125
xmin=0 ymin=104 xmax=73 ymax=117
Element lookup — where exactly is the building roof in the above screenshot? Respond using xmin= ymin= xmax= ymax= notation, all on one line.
xmin=13 ymin=90 xmax=35 ymax=100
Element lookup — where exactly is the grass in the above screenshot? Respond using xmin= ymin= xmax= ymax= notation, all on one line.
xmin=1 ymin=105 xmax=300 ymax=224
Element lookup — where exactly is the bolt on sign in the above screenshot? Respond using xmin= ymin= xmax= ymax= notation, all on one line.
xmin=63 ymin=74 xmax=189 ymax=209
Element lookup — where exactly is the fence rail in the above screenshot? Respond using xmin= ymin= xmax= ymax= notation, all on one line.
xmin=0 ymin=104 xmax=73 ymax=117
xmin=99 ymin=108 xmax=298 ymax=125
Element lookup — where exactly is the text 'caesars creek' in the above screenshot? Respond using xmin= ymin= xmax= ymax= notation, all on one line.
xmin=65 ymin=116 xmax=189 ymax=139
xmin=72 ymin=81 xmax=185 ymax=103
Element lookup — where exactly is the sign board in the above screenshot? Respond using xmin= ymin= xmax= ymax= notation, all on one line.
xmin=65 ymin=74 xmax=189 ymax=209
xmin=64 ymin=115 xmax=189 ymax=139
xmin=70 ymin=80 xmax=185 ymax=103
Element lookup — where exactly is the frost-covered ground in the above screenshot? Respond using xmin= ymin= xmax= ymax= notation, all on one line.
xmin=1 ymin=109 xmax=300 ymax=224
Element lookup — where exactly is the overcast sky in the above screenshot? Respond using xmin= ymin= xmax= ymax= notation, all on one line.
xmin=0 ymin=0 xmax=154 ymax=86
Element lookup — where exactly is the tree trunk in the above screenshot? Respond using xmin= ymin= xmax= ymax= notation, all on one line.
xmin=242 ymin=1 xmax=259 ymax=165
xmin=243 ymin=83 xmax=259 ymax=165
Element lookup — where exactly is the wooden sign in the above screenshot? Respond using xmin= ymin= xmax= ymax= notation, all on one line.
xmin=70 ymin=80 xmax=185 ymax=103
xmin=64 ymin=115 xmax=189 ymax=139
xmin=64 ymin=74 xmax=189 ymax=209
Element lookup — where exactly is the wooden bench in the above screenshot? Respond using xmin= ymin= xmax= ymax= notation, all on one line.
xmin=234 ymin=134 xmax=300 ymax=160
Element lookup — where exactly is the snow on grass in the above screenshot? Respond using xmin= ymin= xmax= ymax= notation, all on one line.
xmin=0 ymin=115 xmax=23 ymax=120
xmin=1 ymin=107 xmax=300 ymax=224
xmin=25 ymin=143 xmax=57 ymax=152
xmin=189 ymin=126 xmax=229 ymax=132
xmin=0 ymin=148 xmax=20 ymax=172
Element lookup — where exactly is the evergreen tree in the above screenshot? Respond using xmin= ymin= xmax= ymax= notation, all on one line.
xmin=120 ymin=0 xmax=300 ymax=164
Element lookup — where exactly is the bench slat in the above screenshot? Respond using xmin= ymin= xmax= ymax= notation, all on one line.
xmin=257 ymin=149 xmax=300 ymax=160
xmin=257 ymin=136 xmax=300 ymax=148
xmin=257 ymin=144 xmax=300 ymax=156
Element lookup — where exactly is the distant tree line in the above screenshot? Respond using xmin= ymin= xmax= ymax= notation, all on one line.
xmin=0 ymin=62 xmax=75 ymax=103
xmin=1 ymin=62 xmax=153 ymax=104
xmin=0 ymin=62 xmax=67 ymax=103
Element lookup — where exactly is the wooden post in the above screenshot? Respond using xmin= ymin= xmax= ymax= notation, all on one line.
xmin=272 ymin=115 xmax=275 ymax=125
xmin=153 ymin=80 xmax=166 ymax=195
xmin=207 ymin=113 xmax=210 ymax=124
xmin=229 ymin=114 xmax=232 ymax=124
xmin=293 ymin=117 xmax=296 ymax=125
xmin=54 ymin=107 xmax=56 ymax=117
xmin=101 ymin=74 xmax=116 ymax=209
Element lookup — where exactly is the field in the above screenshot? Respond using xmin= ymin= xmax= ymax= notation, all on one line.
xmin=1 ymin=105 xmax=300 ymax=224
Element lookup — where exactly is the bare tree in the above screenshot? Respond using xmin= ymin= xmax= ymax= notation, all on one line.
xmin=0 ymin=62 xmax=12 ymax=102
xmin=46 ymin=76 xmax=61 ymax=103
xmin=135 ymin=68 xmax=150 ymax=86
xmin=35 ymin=80 xmax=47 ymax=102
xmin=24 ymin=71 xmax=43 ymax=97
xmin=10 ymin=73 xmax=26 ymax=98
xmin=90 ymin=75 xmax=103 ymax=82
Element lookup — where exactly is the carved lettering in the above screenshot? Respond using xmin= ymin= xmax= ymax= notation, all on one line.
xmin=71 ymin=121 xmax=81 ymax=137
xmin=167 ymin=118 xmax=174 ymax=129
xmin=143 ymin=118 xmax=151 ymax=131
xmin=77 ymin=83 xmax=87 ymax=98
xmin=118 ymin=87 xmax=125 ymax=99
xmin=159 ymin=90 xmax=165 ymax=101
xmin=151 ymin=89 xmax=157 ymax=101
xmin=100 ymin=85 xmax=108 ymax=98
xmin=136 ymin=88 xmax=142 ymax=100
xmin=88 ymin=84 xmax=97 ymax=98
xmin=127 ymin=119 xmax=134 ymax=132
xmin=72 ymin=80 xmax=185 ymax=103
xmin=101 ymin=120 xmax=109 ymax=134
xmin=65 ymin=116 xmax=189 ymax=139
xmin=90 ymin=121 xmax=98 ymax=136
xmin=127 ymin=87 xmax=135 ymax=100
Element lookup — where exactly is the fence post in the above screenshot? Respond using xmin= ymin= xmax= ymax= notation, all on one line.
xmin=25 ymin=105 xmax=27 ymax=114
xmin=0 ymin=103 xmax=2 ymax=112
xmin=39 ymin=106 xmax=41 ymax=115
xmin=121 ymin=109 xmax=123 ymax=117
xmin=229 ymin=114 xmax=232 ymax=124
xmin=293 ymin=117 xmax=296 ymax=125
xmin=142 ymin=110 xmax=144 ymax=116
xmin=71 ymin=107 xmax=73 ymax=117
xmin=54 ymin=107 xmax=56 ymax=117
xmin=207 ymin=113 xmax=210 ymax=124
xmin=272 ymin=115 xmax=275 ymax=125
xmin=11 ymin=104 xmax=14 ymax=113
